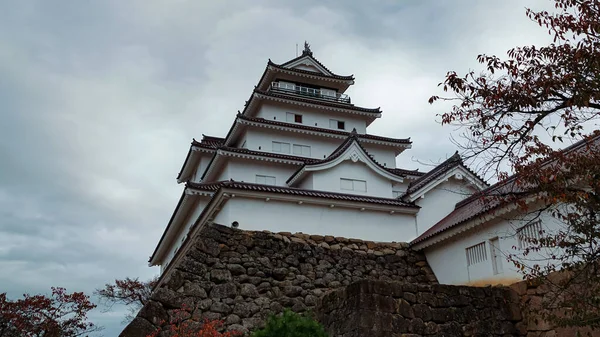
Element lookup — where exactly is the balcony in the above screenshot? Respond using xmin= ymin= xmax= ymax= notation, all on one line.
xmin=270 ymin=82 xmax=351 ymax=104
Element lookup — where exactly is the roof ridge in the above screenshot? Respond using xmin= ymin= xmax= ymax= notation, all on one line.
xmin=267 ymin=60 xmax=355 ymax=81
xmin=251 ymin=89 xmax=381 ymax=114
xmin=187 ymin=180 xmax=418 ymax=208
xmin=237 ymin=114 xmax=410 ymax=144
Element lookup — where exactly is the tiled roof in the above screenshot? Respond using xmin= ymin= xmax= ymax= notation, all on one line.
xmin=403 ymin=152 xmax=487 ymax=197
xmin=218 ymin=146 xmax=319 ymax=164
xmin=278 ymin=53 xmax=350 ymax=80
xmin=237 ymin=114 xmax=411 ymax=144
xmin=268 ymin=60 xmax=355 ymax=81
xmin=252 ymin=89 xmax=381 ymax=114
xmin=410 ymin=177 xmax=519 ymax=246
xmin=192 ymin=135 xmax=225 ymax=149
xmin=177 ymin=135 xmax=224 ymax=181
xmin=386 ymin=168 xmax=426 ymax=177
xmin=411 ymin=132 xmax=600 ymax=246
xmin=405 ymin=152 xmax=463 ymax=195
xmin=186 ymin=180 xmax=418 ymax=208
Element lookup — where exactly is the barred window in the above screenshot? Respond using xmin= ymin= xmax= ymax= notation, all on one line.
xmin=466 ymin=242 xmax=487 ymax=266
xmin=517 ymin=220 xmax=542 ymax=249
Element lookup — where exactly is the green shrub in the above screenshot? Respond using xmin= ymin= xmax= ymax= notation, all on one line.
xmin=251 ymin=309 xmax=329 ymax=337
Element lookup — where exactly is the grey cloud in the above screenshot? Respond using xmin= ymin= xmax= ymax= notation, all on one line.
xmin=0 ymin=0 xmax=559 ymax=334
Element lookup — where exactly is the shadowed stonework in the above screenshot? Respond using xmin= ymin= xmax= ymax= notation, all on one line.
xmin=120 ymin=224 xmax=437 ymax=336
xmin=318 ymin=280 xmax=523 ymax=336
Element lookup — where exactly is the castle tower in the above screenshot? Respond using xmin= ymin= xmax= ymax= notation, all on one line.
xmin=149 ymin=44 xmax=486 ymax=274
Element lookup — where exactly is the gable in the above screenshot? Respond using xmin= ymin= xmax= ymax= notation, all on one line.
xmin=282 ymin=55 xmax=333 ymax=76
xmin=404 ymin=165 xmax=487 ymax=202
xmin=287 ymin=139 xmax=404 ymax=187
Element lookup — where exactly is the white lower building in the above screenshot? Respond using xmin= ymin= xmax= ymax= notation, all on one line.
xmin=411 ymin=134 xmax=600 ymax=285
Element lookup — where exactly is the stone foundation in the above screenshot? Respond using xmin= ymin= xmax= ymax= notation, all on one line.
xmin=120 ymin=224 xmax=437 ymax=336
xmin=318 ymin=280 xmax=523 ymax=337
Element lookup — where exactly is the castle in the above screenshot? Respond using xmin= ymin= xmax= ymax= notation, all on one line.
xmin=120 ymin=44 xmax=600 ymax=337
xmin=148 ymin=43 xmax=576 ymax=292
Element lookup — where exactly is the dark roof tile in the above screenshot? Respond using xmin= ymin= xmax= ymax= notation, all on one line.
xmin=238 ymin=114 xmax=410 ymax=144
xmin=252 ymin=89 xmax=381 ymax=114
xmin=187 ymin=180 xmax=418 ymax=208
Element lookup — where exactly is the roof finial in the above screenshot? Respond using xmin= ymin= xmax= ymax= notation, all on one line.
xmin=302 ymin=41 xmax=313 ymax=56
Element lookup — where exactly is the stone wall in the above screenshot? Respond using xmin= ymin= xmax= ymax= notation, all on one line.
xmin=120 ymin=224 xmax=437 ymax=337
xmin=318 ymin=280 xmax=524 ymax=337
xmin=510 ymin=273 xmax=600 ymax=337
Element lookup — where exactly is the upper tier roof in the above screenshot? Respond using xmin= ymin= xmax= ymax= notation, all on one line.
xmin=223 ymin=113 xmax=410 ymax=151
xmin=256 ymin=43 xmax=355 ymax=94
xmin=186 ymin=180 xmax=418 ymax=208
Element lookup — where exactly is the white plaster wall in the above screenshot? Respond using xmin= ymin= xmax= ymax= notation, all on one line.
xmin=292 ymin=64 xmax=320 ymax=72
xmin=256 ymin=101 xmax=368 ymax=134
xmin=392 ymin=181 xmax=410 ymax=197
xmin=214 ymin=198 xmax=418 ymax=242
xmin=415 ymin=179 xmax=477 ymax=235
xmin=361 ymin=144 xmax=397 ymax=168
xmin=310 ymin=160 xmax=394 ymax=198
xmin=423 ymin=209 xmax=563 ymax=286
xmin=244 ymin=128 xmax=355 ymax=161
xmin=215 ymin=158 xmax=298 ymax=186
xmin=298 ymin=175 xmax=313 ymax=189
xmin=191 ymin=154 xmax=213 ymax=183
xmin=161 ymin=198 xmax=209 ymax=269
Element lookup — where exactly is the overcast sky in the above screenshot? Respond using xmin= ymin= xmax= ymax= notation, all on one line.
xmin=0 ymin=0 xmax=558 ymax=335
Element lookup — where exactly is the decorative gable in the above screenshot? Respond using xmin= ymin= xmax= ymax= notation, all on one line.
xmin=287 ymin=134 xmax=405 ymax=189
xmin=280 ymin=41 xmax=335 ymax=76
xmin=402 ymin=152 xmax=488 ymax=203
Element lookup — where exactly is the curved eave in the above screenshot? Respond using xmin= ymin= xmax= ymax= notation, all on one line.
xmin=177 ymin=143 xmax=217 ymax=183
xmin=242 ymin=91 xmax=381 ymax=123
xmin=256 ymin=62 xmax=354 ymax=93
xmin=201 ymin=147 xmax=310 ymax=182
xmin=225 ymin=114 xmax=411 ymax=150
xmin=148 ymin=189 xmax=214 ymax=265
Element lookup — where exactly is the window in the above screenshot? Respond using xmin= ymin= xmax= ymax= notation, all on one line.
xmin=340 ymin=178 xmax=367 ymax=192
xmin=517 ymin=220 xmax=543 ymax=249
xmin=256 ymin=175 xmax=276 ymax=185
xmin=278 ymin=81 xmax=295 ymax=90
xmin=329 ymin=119 xmax=345 ymax=130
xmin=286 ymin=112 xmax=303 ymax=124
xmin=320 ymin=88 xmax=336 ymax=97
xmin=293 ymin=144 xmax=311 ymax=156
xmin=466 ymin=242 xmax=487 ymax=266
xmin=272 ymin=141 xmax=290 ymax=153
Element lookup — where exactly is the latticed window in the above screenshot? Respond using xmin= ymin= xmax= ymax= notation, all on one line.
xmin=517 ymin=220 xmax=542 ymax=249
xmin=466 ymin=242 xmax=487 ymax=266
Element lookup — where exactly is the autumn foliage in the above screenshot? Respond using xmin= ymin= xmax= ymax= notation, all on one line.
xmin=146 ymin=306 xmax=241 ymax=337
xmin=95 ymin=276 xmax=157 ymax=322
xmin=431 ymin=0 xmax=600 ymax=329
xmin=0 ymin=287 xmax=99 ymax=337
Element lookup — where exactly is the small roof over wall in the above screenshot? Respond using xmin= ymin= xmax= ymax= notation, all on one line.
xmin=401 ymin=152 xmax=488 ymax=203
